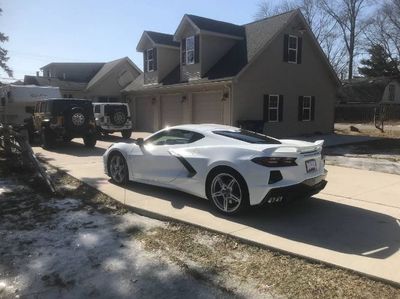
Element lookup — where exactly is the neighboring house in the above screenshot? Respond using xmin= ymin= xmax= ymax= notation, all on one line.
xmin=335 ymin=76 xmax=400 ymax=122
xmin=381 ymin=79 xmax=400 ymax=104
xmin=24 ymin=57 xmax=141 ymax=102
xmin=124 ymin=9 xmax=340 ymax=136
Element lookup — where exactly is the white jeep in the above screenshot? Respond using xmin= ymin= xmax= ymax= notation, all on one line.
xmin=93 ymin=103 xmax=132 ymax=139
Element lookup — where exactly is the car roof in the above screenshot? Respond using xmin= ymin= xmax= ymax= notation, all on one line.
xmin=42 ymin=98 xmax=91 ymax=102
xmin=168 ymin=124 xmax=239 ymax=134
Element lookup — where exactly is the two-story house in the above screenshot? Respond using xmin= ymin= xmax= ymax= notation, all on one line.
xmin=124 ymin=9 xmax=340 ymax=137
xmin=25 ymin=57 xmax=141 ymax=102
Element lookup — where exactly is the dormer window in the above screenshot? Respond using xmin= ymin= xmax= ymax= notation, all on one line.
xmin=283 ymin=34 xmax=302 ymax=64
xmin=288 ymin=35 xmax=298 ymax=63
xmin=144 ymin=48 xmax=157 ymax=72
xmin=186 ymin=36 xmax=195 ymax=65
xmin=181 ymin=35 xmax=199 ymax=65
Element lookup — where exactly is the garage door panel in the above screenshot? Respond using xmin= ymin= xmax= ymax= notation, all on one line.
xmin=135 ymin=97 xmax=153 ymax=132
xmin=193 ymin=92 xmax=223 ymax=124
xmin=160 ymin=95 xmax=183 ymax=128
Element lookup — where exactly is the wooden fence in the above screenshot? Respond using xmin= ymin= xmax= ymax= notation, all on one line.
xmin=335 ymin=104 xmax=400 ymax=123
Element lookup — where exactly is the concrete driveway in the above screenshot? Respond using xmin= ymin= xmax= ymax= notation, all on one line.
xmin=33 ymin=134 xmax=400 ymax=285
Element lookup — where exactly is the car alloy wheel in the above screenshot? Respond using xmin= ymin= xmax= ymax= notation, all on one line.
xmin=109 ymin=154 xmax=127 ymax=184
xmin=211 ymin=173 xmax=242 ymax=213
xmin=71 ymin=112 xmax=85 ymax=127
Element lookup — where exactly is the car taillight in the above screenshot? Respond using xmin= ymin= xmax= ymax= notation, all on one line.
xmin=252 ymin=157 xmax=297 ymax=167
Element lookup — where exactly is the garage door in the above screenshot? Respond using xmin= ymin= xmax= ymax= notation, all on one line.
xmin=135 ymin=97 xmax=154 ymax=132
xmin=160 ymin=94 xmax=183 ymax=128
xmin=192 ymin=92 xmax=223 ymax=124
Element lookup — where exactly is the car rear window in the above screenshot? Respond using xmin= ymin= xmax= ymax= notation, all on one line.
xmin=104 ymin=104 xmax=128 ymax=115
xmin=213 ymin=130 xmax=281 ymax=144
xmin=50 ymin=100 xmax=93 ymax=115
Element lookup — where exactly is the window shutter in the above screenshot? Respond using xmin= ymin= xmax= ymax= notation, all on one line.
xmin=311 ymin=96 xmax=316 ymax=121
xmin=298 ymin=96 xmax=304 ymax=121
xmin=278 ymin=95 xmax=284 ymax=122
xmin=283 ymin=34 xmax=289 ymax=62
xmin=297 ymin=37 xmax=303 ymax=64
xmin=153 ymin=48 xmax=158 ymax=71
xmin=263 ymin=95 xmax=269 ymax=122
xmin=143 ymin=51 xmax=147 ymax=72
xmin=194 ymin=35 xmax=200 ymax=63
xmin=181 ymin=38 xmax=186 ymax=65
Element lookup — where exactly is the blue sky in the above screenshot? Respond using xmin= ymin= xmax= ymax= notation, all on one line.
xmin=0 ymin=0 xmax=271 ymax=81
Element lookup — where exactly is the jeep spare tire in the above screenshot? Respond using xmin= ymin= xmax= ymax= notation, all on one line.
xmin=70 ymin=107 xmax=86 ymax=128
xmin=110 ymin=109 xmax=127 ymax=126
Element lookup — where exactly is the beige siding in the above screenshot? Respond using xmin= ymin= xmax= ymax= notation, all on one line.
xmin=157 ymin=47 xmax=180 ymax=82
xmin=88 ymin=62 xmax=141 ymax=99
xmin=233 ymin=24 xmax=336 ymax=137
xmin=200 ymin=35 xmax=236 ymax=76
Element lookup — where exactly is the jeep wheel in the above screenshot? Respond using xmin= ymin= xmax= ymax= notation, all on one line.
xmin=41 ymin=129 xmax=55 ymax=149
xmin=121 ymin=130 xmax=132 ymax=139
xmin=83 ymin=134 xmax=97 ymax=148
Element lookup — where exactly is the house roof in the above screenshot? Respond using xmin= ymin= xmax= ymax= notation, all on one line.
xmin=185 ymin=14 xmax=245 ymax=37
xmin=86 ymin=57 xmax=141 ymax=91
xmin=337 ymin=77 xmax=394 ymax=103
xmin=126 ymin=9 xmax=338 ymax=92
xmin=24 ymin=75 xmax=87 ymax=91
xmin=40 ymin=62 xmax=105 ymax=71
xmin=145 ymin=31 xmax=180 ymax=47
xmin=243 ymin=10 xmax=297 ymax=61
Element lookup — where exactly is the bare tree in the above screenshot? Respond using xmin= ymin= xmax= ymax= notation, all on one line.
xmin=319 ymin=0 xmax=372 ymax=80
xmin=365 ymin=0 xmax=400 ymax=70
xmin=0 ymin=8 xmax=12 ymax=77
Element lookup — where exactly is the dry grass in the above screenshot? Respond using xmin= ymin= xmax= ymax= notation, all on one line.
xmin=137 ymin=223 xmax=400 ymax=299
xmin=3 ymin=157 xmax=400 ymax=298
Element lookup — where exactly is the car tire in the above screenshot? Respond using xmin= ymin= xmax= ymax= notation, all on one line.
xmin=206 ymin=166 xmax=249 ymax=215
xmin=40 ymin=128 xmax=55 ymax=149
xmin=121 ymin=130 xmax=132 ymax=139
xmin=108 ymin=152 xmax=129 ymax=185
xmin=83 ymin=134 xmax=97 ymax=148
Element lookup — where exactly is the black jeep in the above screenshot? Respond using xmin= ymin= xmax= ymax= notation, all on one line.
xmin=33 ymin=98 xmax=97 ymax=148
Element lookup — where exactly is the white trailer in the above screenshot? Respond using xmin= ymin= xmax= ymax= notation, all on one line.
xmin=0 ymin=84 xmax=61 ymax=126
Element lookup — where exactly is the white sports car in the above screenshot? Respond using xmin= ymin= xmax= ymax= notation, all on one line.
xmin=103 ymin=124 xmax=327 ymax=215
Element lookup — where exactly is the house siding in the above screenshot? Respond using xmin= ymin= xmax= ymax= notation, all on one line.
xmin=157 ymin=47 xmax=180 ymax=82
xmin=86 ymin=62 xmax=141 ymax=101
xmin=200 ymin=35 xmax=236 ymax=76
xmin=233 ymin=26 xmax=336 ymax=137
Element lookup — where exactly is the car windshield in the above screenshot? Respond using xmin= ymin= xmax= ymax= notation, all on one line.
xmin=213 ymin=130 xmax=281 ymax=144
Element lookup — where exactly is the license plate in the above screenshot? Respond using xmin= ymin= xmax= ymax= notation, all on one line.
xmin=305 ymin=159 xmax=317 ymax=173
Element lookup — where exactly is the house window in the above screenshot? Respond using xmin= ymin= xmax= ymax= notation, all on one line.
xmin=268 ymin=95 xmax=280 ymax=122
xmin=146 ymin=48 xmax=155 ymax=72
xmin=302 ymin=96 xmax=312 ymax=121
xmin=389 ymin=84 xmax=395 ymax=101
xmin=288 ymin=35 xmax=298 ymax=63
xmin=186 ymin=36 xmax=195 ymax=65
xmin=298 ymin=96 xmax=315 ymax=121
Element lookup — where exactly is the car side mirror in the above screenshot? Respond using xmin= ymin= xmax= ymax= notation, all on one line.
xmin=136 ymin=138 xmax=144 ymax=146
